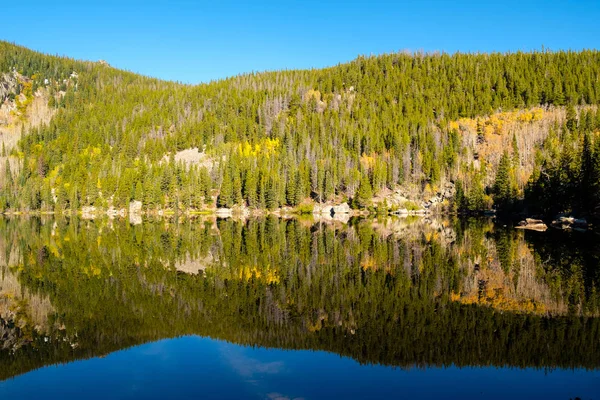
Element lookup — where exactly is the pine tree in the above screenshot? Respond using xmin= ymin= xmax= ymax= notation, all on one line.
xmin=293 ymin=171 xmax=305 ymax=206
xmin=314 ymin=166 xmax=325 ymax=203
xmin=467 ymin=173 xmax=486 ymax=211
xmin=218 ymin=168 xmax=233 ymax=208
xmin=590 ymin=137 xmax=600 ymax=214
xmin=258 ymin=174 xmax=266 ymax=209
xmin=323 ymin=170 xmax=334 ymax=202
xmin=4 ymin=159 xmax=13 ymax=190
xmin=579 ymin=132 xmax=594 ymax=213
xmin=566 ymin=104 xmax=578 ymax=132
xmin=134 ymin=181 xmax=143 ymax=202
xmin=454 ymin=179 xmax=465 ymax=211
xmin=556 ymin=145 xmax=577 ymax=212
xmin=47 ymin=93 xmax=57 ymax=108
xmin=199 ymin=167 xmax=212 ymax=206
xmin=265 ymin=176 xmax=278 ymax=210
xmin=244 ymin=168 xmax=258 ymax=207
xmin=511 ymin=133 xmax=520 ymax=167
xmin=286 ymin=174 xmax=297 ymax=206
xmin=493 ymin=151 xmax=513 ymax=210
xmin=353 ymin=174 xmax=373 ymax=209
xmin=233 ymin=173 xmax=243 ymax=205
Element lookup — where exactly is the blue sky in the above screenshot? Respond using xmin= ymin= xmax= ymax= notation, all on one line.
xmin=2 ymin=0 xmax=600 ymax=84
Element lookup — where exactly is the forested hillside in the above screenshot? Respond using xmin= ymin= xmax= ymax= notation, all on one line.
xmin=1 ymin=41 xmax=600 ymax=217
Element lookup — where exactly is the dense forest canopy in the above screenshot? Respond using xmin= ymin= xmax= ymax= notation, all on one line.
xmin=1 ymin=41 xmax=600 ymax=217
xmin=0 ymin=216 xmax=598 ymax=380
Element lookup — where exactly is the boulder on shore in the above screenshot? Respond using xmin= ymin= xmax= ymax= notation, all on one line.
xmin=106 ymin=206 xmax=126 ymax=219
xmin=215 ymin=208 xmax=232 ymax=218
xmin=129 ymin=213 xmax=142 ymax=225
xmin=81 ymin=206 xmax=97 ymax=220
xmin=516 ymin=218 xmax=547 ymax=231
xmin=332 ymin=203 xmax=351 ymax=214
xmin=129 ymin=200 xmax=142 ymax=215
xmin=551 ymin=216 xmax=588 ymax=231
xmin=312 ymin=204 xmax=334 ymax=215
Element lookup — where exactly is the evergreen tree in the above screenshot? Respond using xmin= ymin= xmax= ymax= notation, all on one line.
xmin=244 ymin=168 xmax=258 ymax=208
xmin=495 ymin=156 xmax=511 ymax=197
xmin=511 ymin=133 xmax=520 ymax=167
xmin=566 ymin=104 xmax=578 ymax=132
xmin=199 ymin=167 xmax=212 ymax=206
xmin=4 ymin=159 xmax=13 ymax=191
xmin=265 ymin=176 xmax=278 ymax=210
xmin=467 ymin=175 xmax=485 ymax=211
xmin=233 ymin=173 xmax=243 ymax=205
xmin=293 ymin=171 xmax=305 ymax=206
xmin=579 ymin=132 xmax=594 ymax=212
xmin=286 ymin=174 xmax=297 ymax=206
xmin=353 ymin=174 xmax=373 ymax=208
xmin=218 ymin=168 xmax=233 ymax=208
xmin=591 ymin=138 xmax=600 ymax=214
xmin=258 ymin=175 xmax=266 ymax=209
xmin=134 ymin=181 xmax=143 ymax=202
xmin=493 ymin=151 xmax=514 ymax=210
xmin=323 ymin=170 xmax=334 ymax=201
xmin=454 ymin=179 xmax=465 ymax=211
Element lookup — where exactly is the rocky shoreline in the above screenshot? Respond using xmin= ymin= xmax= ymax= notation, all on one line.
xmin=516 ymin=216 xmax=592 ymax=232
xmin=2 ymin=199 xmax=442 ymax=224
xmin=2 ymin=184 xmax=595 ymax=233
xmin=1 ymin=182 xmax=460 ymax=223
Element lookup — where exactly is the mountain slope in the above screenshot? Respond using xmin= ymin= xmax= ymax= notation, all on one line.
xmin=1 ymin=41 xmax=600 ymax=216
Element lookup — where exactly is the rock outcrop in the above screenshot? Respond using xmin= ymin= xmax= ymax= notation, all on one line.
xmin=332 ymin=202 xmax=351 ymax=214
xmin=129 ymin=200 xmax=142 ymax=215
xmin=81 ymin=206 xmax=98 ymax=220
xmin=516 ymin=218 xmax=547 ymax=231
xmin=313 ymin=204 xmax=333 ymax=215
xmin=551 ymin=216 xmax=588 ymax=231
xmin=313 ymin=203 xmax=351 ymax=216
xmin=215 ymin=208 xmax=232 ymax=218
xmin=107 ymin=206 xmax=126 ymax=219
xmin=128 ymin=201 xmax=143 ymax=224
xmin=0 ymin=73 xmax=18 ymax=102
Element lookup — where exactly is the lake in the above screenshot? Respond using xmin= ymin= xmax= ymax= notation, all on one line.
xmin=0 ymin=216 xmax=598 ymax=399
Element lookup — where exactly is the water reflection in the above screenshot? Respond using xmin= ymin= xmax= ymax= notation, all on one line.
xmin=0 ymin=216 xmax=598 ymax=382
xmin=2 ymin=336 xmax=598 ymax=400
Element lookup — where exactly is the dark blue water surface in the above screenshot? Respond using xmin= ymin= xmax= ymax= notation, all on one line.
xmin=1 ymin=336 xmax=597 ymax=400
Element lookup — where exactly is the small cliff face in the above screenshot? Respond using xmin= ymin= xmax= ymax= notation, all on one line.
xmin=0 ymin=73 xmax=18 ymax=102
xmin=0 ymin=72 xmax=19 ymax=129
xmin=2 ymin=77 xmax=54 ymax=125
xmin=0 ymin=71 xmax=59 ymax=195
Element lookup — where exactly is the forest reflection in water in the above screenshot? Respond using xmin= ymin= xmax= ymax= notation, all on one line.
xmin=0 ymin=215 xmax=598 ymax=382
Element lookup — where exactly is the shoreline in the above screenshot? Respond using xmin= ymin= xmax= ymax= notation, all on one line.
xmin=0 ymin=205 xmax=442 ymax=220
xmin=2 ymin=205 xmax=597 ymax=233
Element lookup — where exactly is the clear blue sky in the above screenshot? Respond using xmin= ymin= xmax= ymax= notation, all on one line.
xmin=2 ymin=0 xmax=599 ymax=84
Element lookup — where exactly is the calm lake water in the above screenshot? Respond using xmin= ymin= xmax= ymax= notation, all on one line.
xmin=0 ymin=216 xmax=598 ymax=399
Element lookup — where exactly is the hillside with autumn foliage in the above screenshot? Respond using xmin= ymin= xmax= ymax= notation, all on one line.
xmin=1 ymin=41 xmax=600 ymax=218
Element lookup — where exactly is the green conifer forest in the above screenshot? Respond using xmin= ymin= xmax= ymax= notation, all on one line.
xmin=1 ymin=41 xmax=600 ymax=218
